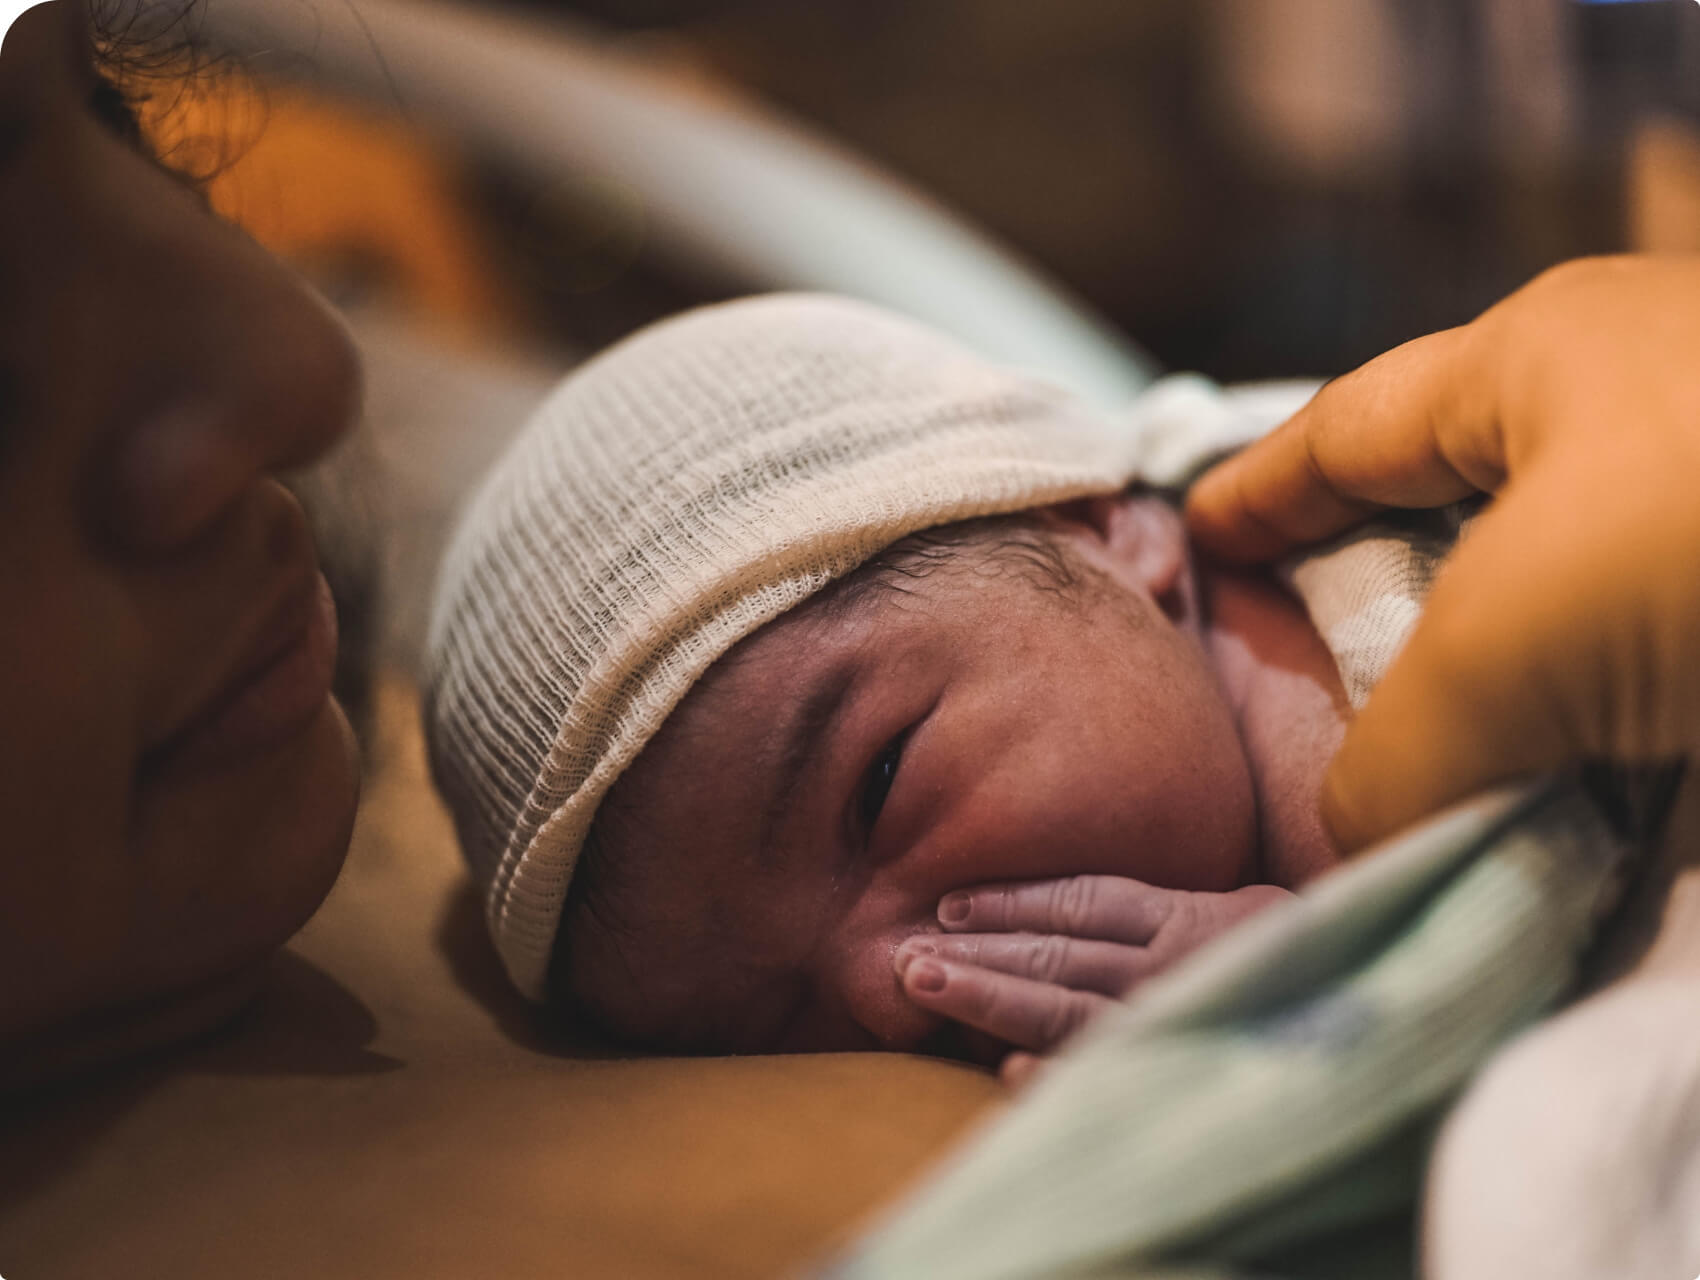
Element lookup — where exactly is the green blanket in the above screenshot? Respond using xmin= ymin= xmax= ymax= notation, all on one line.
xmin=829 ymin=771 xmax=1669 ymax=1279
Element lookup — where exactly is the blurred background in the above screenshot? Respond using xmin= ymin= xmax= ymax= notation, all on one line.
xmin=164 ymin=0 xmax=1700 ymax=373
xmin=508 ymin=0 xmax=1700 ymax=379
xmin=128 ymin=0 xmax=1700 ymax=686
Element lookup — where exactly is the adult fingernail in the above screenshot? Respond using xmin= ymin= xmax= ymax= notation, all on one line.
xmin=893 ymin=939 xmax=937 ymax=976
xmin=939 ymin=892 xmax=971 ymax=925
xmin=908 ymin=960 xmax=947 ymax=994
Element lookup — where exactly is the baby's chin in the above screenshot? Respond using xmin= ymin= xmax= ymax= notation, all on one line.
xmin=1210 ymin=803 xmax=1267 ymax=893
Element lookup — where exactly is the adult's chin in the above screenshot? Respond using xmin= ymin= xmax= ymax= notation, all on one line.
xmin=243 ymin=696 xmax=363 ymax=945
xmin=0 ymin=962 xmax=273 ymax=1092
xmin=198 ymin=696 xmax=363 ymax=966
xmin=1 ymin=702 xmax=362 ymax=1089
xmin=109 ymin=701 xmax=359 ymax=1030
xmin=4 ymin=700 xmax=363 ymax=1087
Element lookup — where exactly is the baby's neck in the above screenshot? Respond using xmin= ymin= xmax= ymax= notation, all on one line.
xmin=1198 ymin=566 xmax=1348 ymax=889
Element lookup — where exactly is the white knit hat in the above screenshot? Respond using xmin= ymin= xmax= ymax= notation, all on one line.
xmin=424 ymin=293 xmax=1145 ymax=1000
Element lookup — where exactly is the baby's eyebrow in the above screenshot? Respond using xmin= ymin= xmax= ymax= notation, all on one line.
xmin=758 ymin=662 xmax=858 ymax=869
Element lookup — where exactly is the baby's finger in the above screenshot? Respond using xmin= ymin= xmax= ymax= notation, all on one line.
xmin=899 ymin=956 xmax=1116 ymax=1053
xmin=897 ymin=932 xmax=1158 ymax=996
xmin=999 ymin=1051 xmax=1047 ymax=1091
xmin=939 ymin=876 xmax=1177 ymax=945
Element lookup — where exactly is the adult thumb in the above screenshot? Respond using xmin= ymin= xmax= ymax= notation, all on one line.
xmin=1321 ymin=492 xmax=1584 ymax=851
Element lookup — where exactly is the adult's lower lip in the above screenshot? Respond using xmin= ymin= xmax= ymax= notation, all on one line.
xmin=152 ymin=574 xmax=340 ymax=776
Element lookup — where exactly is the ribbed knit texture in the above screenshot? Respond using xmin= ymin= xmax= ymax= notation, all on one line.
xmin=423 ymin=294 xmax=1145 ymax=1000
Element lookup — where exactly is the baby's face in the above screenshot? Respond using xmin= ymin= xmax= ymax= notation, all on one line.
xmin=563 ymin=497 xmax=1258 ymax=1057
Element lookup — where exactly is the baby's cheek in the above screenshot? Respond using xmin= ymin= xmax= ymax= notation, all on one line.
xmin=803 ymin=928 xmax=950 ymax=1053
xmin=1137 ymin=666 xmax=1261 ymax=893
xmin=1164 ymin=747 xmax=1259 ymax=890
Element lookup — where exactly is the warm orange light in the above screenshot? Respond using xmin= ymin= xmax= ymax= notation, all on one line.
xmin=127 ymin=62 xmax=515 ymax=338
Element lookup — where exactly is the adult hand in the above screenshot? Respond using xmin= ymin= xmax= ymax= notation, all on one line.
xmin=1186 ymin=255 xmax=1700 ymax=851
xmin=893 ymin=876 xmax=1293 ymax=1069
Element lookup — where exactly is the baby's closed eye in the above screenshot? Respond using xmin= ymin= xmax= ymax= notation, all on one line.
xmin=859 ymin=732 xmax=907 ymax=830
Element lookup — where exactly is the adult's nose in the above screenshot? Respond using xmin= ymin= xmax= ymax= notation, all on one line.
xmin=105 ymin=288 xmax=362 ymax=554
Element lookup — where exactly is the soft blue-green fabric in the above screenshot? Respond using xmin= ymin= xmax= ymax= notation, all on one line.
xmin=826 ymin=777 xmax=1649 ymax=1280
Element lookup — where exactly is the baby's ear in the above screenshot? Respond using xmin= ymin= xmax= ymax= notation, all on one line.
xmin=1039 ymin=493 xmax=1189 ymax=604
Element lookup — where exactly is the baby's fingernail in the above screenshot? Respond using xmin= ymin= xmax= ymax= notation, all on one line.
xmin=938 ymin=893 xmax=971 ymax=925
xmin=907 ymin=959 xmax=948 ymax=994
xmin=894 ymin=939 xmax=937 ymax=976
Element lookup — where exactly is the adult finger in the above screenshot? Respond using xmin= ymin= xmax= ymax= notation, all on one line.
xmin=896 ymin=932 xmax=1158 ymax=996
xmin=939 ymin=877 xmax=1177 ymax=945
xmin=898 ymin=957 xmax=1116 ymax=1053
xmin=1185 ymin=322 xmax=1503 ymax=564
xmin=1321 ymin=477 xmax=1589 ymax=849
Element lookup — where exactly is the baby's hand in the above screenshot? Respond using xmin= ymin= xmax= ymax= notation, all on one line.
xmin=894 ymin=876 xmax=1293 ymax=1065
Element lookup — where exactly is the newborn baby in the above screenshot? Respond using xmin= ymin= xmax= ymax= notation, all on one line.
xmin=425 ymin=295 xmax=1347 ymax=1066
